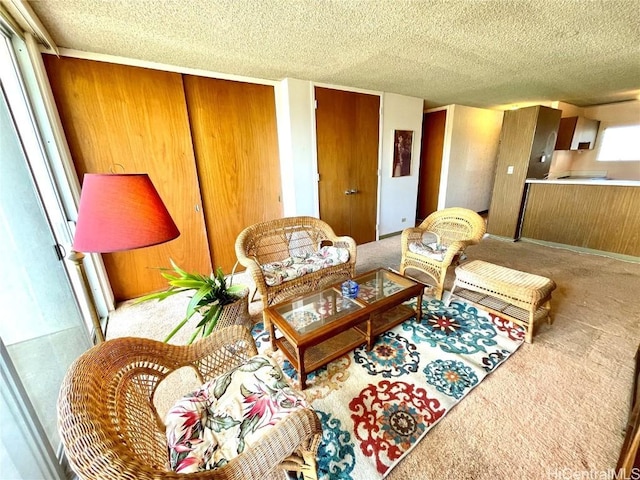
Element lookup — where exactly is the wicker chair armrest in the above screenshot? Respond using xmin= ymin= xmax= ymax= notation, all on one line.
xmin=215 ymin=408 xmax=322 ymax=479
xmin=401 ymin=227 xmax=424 ymax=252
xmin=234 ymin=234 xmax=270 ymax=302
xmin=314 ymin=218 xmax=356 ymax=263
xmin=191 ymin=325 xmax=259 ymax=380
xmin=234 ymin=250 xmax=266 ymax=276
xmin=441 ymin=240 xmax=467 ymax=264
xmin=331 ymin=235 xmax=357 ymax=263
xmin=234 ymin=232 xmax=260 ymax=268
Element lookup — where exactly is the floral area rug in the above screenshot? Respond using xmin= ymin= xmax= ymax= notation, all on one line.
xmin=251 ymin=294 xmax=525 ymax=479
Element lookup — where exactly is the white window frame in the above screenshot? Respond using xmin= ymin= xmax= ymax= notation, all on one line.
xmin=1 ymin=29 xmax=114 ymax=336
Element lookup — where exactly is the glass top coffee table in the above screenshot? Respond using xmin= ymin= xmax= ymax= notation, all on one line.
xmin=263 ymin=269 xmax=424 ymax=389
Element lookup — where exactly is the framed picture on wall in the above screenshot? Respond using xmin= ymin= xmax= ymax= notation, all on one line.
xmin=392 ymin=130 xmax=413 ymax=177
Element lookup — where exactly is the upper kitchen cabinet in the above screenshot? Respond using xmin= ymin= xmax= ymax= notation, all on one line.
xmin=487 ymin=105 xmax=561 ymax=239
xmin=554 ymin=116 xmax=600 ymax=150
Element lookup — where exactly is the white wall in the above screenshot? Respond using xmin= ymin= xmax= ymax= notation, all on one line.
xmin=277 ymin=81 xmax=423 ymax=238
xmin=439 ymin=105 xmax=504 ymax=212
xmin=378 ymin=93 xmax=424 ymax=235
xmin=275 ymin=79 xmax=317 ymax=216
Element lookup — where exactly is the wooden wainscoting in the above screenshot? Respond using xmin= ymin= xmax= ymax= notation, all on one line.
xmin=521 ymin=183 xmax=640 ymax=256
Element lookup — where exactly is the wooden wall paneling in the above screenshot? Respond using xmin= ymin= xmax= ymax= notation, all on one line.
xmin=183 ymin=75 xmax=282 ymax=273
xmin=521 ymin=184 xmax=640 ymax=256
xmin=526 ymin=106 xmax=561 ymax=180
xmin=43 ymin=56 xmax=212 ymax=301
xmin=416 ymin=110 xmax=446 ymax=221
xmin=487 ymin=106 xmax=538 ymax=238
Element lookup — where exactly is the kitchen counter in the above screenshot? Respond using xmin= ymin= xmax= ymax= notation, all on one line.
xmin=526 ymin=178 xmax=640 ymax=187
xmin=520 ymin=182 xmax=640 ymax=257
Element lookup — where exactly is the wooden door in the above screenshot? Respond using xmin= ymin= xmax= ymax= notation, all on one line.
xmin=315 ymin=87 xmax=379 ymax=244
xmin=44 ymin=56 xmax=211 ymax=301
xmin=183 ymin=76 xmax=282 ymax=272
xmin=416 ymin=110 xmax=446 ymax=222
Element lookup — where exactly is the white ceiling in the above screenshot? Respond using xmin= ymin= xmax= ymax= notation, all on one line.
xmin=28 ymin=0 xmax=640 ymax=109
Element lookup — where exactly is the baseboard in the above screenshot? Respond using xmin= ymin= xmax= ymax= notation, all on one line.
xmin=519 ymin=238 xmax=640 ymax=264
xmin=379 ymin=231 xmax=402 ymax=240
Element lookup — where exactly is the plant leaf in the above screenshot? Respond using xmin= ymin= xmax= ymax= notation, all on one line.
xmin=163 ymin=316 xmax=190 ymax=342
xmin=169 ymin=279 xmax=211 ymax=289
xmin=169 ymin=258 xmax=189 ymax=277
xmin=227 ymin=284 xmax=246 ymax=296
xmin=136 ymin=259 xmax=244 ymax=344
xmin=203 ymin=307 xmax=222 ymax=337
xmin=186 ymin=285 xmax=213 ymax=319
xmin=195 ymin=305 xmax=217 ymax=328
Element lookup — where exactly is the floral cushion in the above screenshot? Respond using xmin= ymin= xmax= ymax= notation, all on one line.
xmin=261 ymin=245 xmax=350 ymax=287
xmin=408 ymin=241 xmax=447 ymax=261
xmin=165 ymin=355 xmax=310 ymax=473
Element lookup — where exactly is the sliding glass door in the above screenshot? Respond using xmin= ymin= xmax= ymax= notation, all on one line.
xmin=0 ymin=32 xmax=90 ymax=479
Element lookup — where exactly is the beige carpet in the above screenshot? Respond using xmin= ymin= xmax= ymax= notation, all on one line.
xmin=108 ymin=235 xmax=640 ymax=479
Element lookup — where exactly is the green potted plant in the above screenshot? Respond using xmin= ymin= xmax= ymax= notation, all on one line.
xmin=137 ymin=260 xmax=249 ymax=344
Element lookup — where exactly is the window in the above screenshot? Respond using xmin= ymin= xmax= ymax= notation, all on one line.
xmin=596 ymin=124 xmax=640 ymax=161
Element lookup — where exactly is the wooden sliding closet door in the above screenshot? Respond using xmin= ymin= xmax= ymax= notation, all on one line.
xmin=44 ymin=56 xmax=211 ymax=301
xmin=183 ymin=76 xmax=282 ymax=273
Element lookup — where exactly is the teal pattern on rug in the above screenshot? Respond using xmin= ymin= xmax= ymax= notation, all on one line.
xmin=252 ymin=296 xmax=524 ymax=480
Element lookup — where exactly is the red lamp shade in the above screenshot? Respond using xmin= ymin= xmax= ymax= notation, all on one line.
xmin=72 ymin=173 xmax=180 ymax=253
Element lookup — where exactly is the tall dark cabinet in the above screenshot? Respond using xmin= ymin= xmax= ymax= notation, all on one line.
xmin=487 ymin=105 xmax=561 ymax=239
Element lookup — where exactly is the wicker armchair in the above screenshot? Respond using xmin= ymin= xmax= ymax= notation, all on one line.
xmin=400 ymin=207 xmax=486 ymax=300
xmin=57 ymin=325 xmax=322 ymax=480
xmin=235 ymin=216 xmax=357 ymax=309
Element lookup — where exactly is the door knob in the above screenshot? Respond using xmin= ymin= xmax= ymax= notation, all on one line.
xmin=344 ymin=189 xmax=358 ymax=195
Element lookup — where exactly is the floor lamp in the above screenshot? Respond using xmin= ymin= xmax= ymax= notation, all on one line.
xmin=69 ymin=173 xmax=180 ymax=343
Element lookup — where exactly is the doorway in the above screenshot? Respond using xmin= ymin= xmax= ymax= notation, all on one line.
xmin=416 ymin=109 xmax=447 ymax=223
xmin=315 ymin=87 xmax=379 ymax=244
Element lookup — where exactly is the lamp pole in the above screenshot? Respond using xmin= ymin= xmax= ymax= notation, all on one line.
xmin=67 ymin=250 xmax=105 ymax=343
xmin=71 ymin=173 xmax=181 ymax=344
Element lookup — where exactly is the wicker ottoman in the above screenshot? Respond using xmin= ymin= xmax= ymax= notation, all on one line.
xmin=449 ymin=260 xmax=556 ymax=343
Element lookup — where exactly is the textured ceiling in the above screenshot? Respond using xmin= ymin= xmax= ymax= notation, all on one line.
xmin=28 ymin=0 xmax=640 ymax=109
